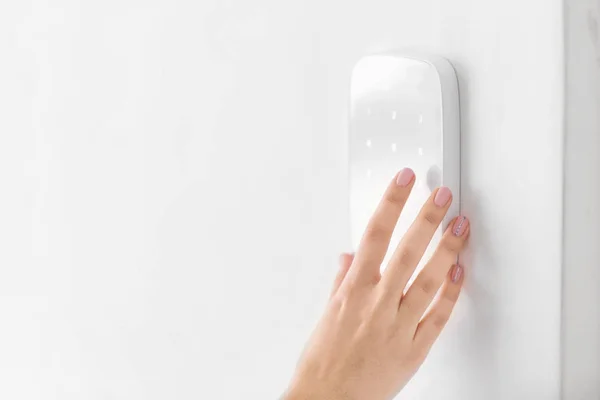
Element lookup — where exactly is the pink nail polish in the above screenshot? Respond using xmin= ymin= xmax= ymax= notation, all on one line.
xmin=451 ymin=264 xmax=463 ymax=283
xmin=396 ymin=168 xmax=415 ymax=187
xmin=433 ymin=187 xmax=452 ymax=207
xmin=452 ymin=216 xmax=469 ymax=236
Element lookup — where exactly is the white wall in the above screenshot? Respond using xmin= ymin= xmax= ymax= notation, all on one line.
xmin=0 ymin=1 xmax=570 ymax=399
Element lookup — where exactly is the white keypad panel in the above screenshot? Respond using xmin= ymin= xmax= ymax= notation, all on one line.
xmin=350 ymin=54 xmax=448 ymax=271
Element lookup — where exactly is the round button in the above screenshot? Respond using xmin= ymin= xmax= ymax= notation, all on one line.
xmin=426 ymin=165 xmax=442 ymax=192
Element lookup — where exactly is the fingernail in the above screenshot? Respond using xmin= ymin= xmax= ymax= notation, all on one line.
xmin=396 ymin=168 xmax=415 ymax=187
xmin=452 ymin=216 xmax=469 ymax=236
xmin=433 ymin=187 xmax=452 ymax=207
xmin=451 ymin=264 xmax=463 ymax=283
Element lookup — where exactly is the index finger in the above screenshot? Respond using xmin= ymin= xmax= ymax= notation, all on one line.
xmin=348 ymin=168 xmax=415 ymax=285
xmin=379 ymin=187 xmax=453 ymax=297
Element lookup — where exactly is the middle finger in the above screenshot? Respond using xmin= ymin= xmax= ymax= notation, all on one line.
xmin=379 ymin=187 xmax=453 ymax=300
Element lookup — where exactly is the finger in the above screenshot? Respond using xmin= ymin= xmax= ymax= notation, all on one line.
xmin=412 ymin=264 xmax=464 ymax=354
xmin=398 ymin=216 xmax=469 ymax=323
xmin=348 ymin=168 xmax=415 ymax=285
xmin=379 ymin=187 xmax=453 ymax=297
xmin=330 ymin=253 xmax=354 ymax=299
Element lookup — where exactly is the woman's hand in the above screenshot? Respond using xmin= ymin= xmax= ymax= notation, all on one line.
xmin=284 ymin=168 xmax=470 ymax=400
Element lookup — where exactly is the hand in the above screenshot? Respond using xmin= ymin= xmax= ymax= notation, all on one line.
xmin=284 ymin=168 xmax=470 ymax=400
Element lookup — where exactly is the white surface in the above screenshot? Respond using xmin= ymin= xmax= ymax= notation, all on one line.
xmin=562 ymin=0 xmax=600 ymax=398
xmin=0 ymin=1 xmax=566 ymax=399
xmin=349 ymin=53 xmax=460 ymax=270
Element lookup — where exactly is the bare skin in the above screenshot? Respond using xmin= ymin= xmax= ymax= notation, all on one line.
xmin=283 ymin=168 xmax=470 ymax=400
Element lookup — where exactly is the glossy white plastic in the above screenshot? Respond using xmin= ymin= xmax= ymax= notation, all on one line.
xmin=349 ymin=52 xmax=460 ymax=269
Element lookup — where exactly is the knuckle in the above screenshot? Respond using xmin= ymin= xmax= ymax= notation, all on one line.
xmin=396 ymin=248 xmax=416 ymax=268
xmin=387 ymin=189 xmax=408 ymax=205
xmin=415 ymin=275 xmax=438 ymax=296
xmin=432 ymin=314 xmax=449 ymax=329
xmin=440 ymin=236 xmax=462 ymax=254
xmin=442 ymin=288 xmax=460 ymax=303
xmin=363 ymin=224 xmax=388 ymax=243
xmin=421 ymin=211 xmax=440 ymax=227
